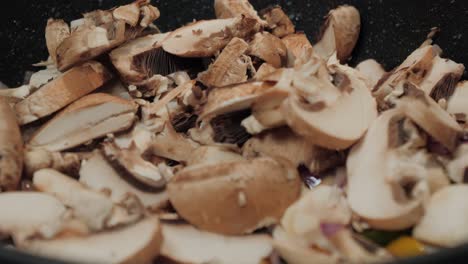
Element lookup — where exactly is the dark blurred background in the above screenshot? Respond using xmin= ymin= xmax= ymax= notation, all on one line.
xmin=0 ymin=0 xmax=467 ymax=87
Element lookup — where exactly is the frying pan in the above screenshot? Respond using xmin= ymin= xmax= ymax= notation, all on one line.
xmin=0 ymin=0 xmax=467 ymax=263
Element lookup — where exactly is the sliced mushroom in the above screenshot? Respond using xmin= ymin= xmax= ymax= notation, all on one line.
xmin=447 ymin=81 xmax=468 ymax=128
xmin=33 ymin=169 xmax=143 ymax=231
xmin=0 ymin=97 xmax=23 ymax=191
xmin=347 ymin=109 xmax=430 ymax=230
xmin=281 ymin=33 xmax=314 ymax=67
xmin=0 ymin=85 xmax=33 ymax=103
xmin=79 ymin=152 xmax=169 ymax=211
xmin=24 ymin=149 xmax=89 ymax=178
xmin=160 ymin=223 xmax=273 ymax=264
xmin=45 ymin=19 xmax=70 ymax=63
xmin=28 ymin=67 xmax=61 ymax=89
xmin=254 ymin=63 xmax=277 ymax=80
xmin=112 ymin=2 xmax=141 ymax=27
xmin=260 ymin=6 xmax=295 ymax=38
xmin=397 ymin=83 xmax=461 ymax=151
xmin=18 ymin=216 xmax=162 ymax=264
xmin=15 ymin=61 xmax=112 ymax=125
xmin=413 ymin=185 xmax=468 ymax=247
xmin=199 ymin=81 xmax=273 ymax=121
xmin=356 ymin=59 xmax=386 ymax=89
xmin=98 ymin=79 xmax=132 ymax=100
xmin=248 ymin=32 xmax=287 ymax=68
xmin=28 ymin=93 xmax=137 ymax=152
xmin=168 ymin=157 xmax=301 ymax=235
xmin=214 ymin=0 xmax=265 ymax=25
xmin=162 ymin=16 xmax=260 ymax=57
xmin=186 ymin=145 xmax=243 ymax=166
xmin=446 ymin=144 xmax=468 ymax=183
xmin=313 ymin=5 xmax=360 ymax=62
xmin=197 ymin=37 xmax=250 ymax=88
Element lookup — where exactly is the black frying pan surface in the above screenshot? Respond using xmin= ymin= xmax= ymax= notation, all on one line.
xmin=0 ymin=0 xmax=467 ymax=263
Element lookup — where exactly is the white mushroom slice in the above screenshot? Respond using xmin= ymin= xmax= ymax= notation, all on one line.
xmin=28 ymin=93 xmax=137 ymax=152
xmin=18 ymin=217 xmax=162 ymax=264
xmin=168 ymin=157 xmax=301 ymax=235
xmin=260 ymin=6 xmax=295 ymax=38
xmin=200 ymin=81 xmax=273 ymax=120
xmin=161 ymin=223 xmax=273 ymax=264
xmin=242 ymin=127 xmax=343 ymax=173
xmin=446 ymin=144 xmax=468 ymax=183
xmin=397 ymin=83 xmax=461 ymax=151
xmin=0 ymin=192 xmax=67 ymax=240
xmin=313 ymin=5 xmax=360 ymax=62
xmin=448 ymin=81 xmax=468 ymax=128
xmin=162 ymin=16 xmax=260 ymax=57
xmin=355 ymin=59 xmax=386 ymax=89
xmin=98 ymin=79 xmax=132 ymax=100
xmin=282 ymin=62 xmax=377 ymax=150
xmin=214 ymin=0 xmax=265 ymax=25
xmin=186 ymin=145 xmax=244 ymax=166
xmin=0 ymin=85 xmax=33 ymax=103
xmin=347 ymin=109 xmax=429 ymax=230
xmin=197 ymin=37 xmax=250 ymax=88
xmin=148 ymin=123 xmax=199 ymax=162
xmin=45 ymin=19 xmax=70 ymax=63
xmin=254 ymin=63 xmax=277 ymax=80
xmin=80 ymin=153 xmax=169 ymax=211
xmin=15 ymin=61 xmax=112 ymax=125
xmin=28 ymin=68 xmax=61 ymax=89
xmin=112 ymin=2 xmax=140 ymax=26
xmin=281 ymin=33 xmax=314 ymax=67
xmin=24 ymin=149 xmax=89 ymax=177
xmin=0 ymin=98 xmax=23 ymax=191
xmin=413 ymin=185 xmax=468 ymax=247
xmin=33 ymin=169 xmax=141 ymax=231
xmin=248 ymin=32 xmax=287 ymax=68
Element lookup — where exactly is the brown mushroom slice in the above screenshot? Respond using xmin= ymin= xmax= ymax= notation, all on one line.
xmin=347 ymin=109 xmax=428 ymax=230
xmin=447 ymin=81 xmax=468 ymax=128
xmin=313 ymin=5 xmax=360 ymax=62
xmin=413 ymin=185 xmax=468 ymax=247
xmin=28 ymin=93 xmax=137 ymax=152
xmin=0 ymin=192 xmax=67 ymax=240
xmin=197 ymin=37 xmax=250 ymax=88
xmin=80 ymin=152 xmax=169 ymax=211
xmin=0 ymin=98 xmax=23 ymax=191
xmin=15 ymin=62 xmax=112 ymax=125
xmin=242 ymin=127 xmax=343 ymax=173
xmin=45 ymin=19 xmax=70 ymax=63
xmin=160 ymin=223 xmax=273 ymax=264
xmin=397 ymin=84 xmax=461 ymax=151
xmin=248 ymin=32 xmax=287 ymax=68
xmin=281 ymin=33 xmax=314 ymax=67
xmin=282 ymin=64 xmax=377 ymax=150
xmin=199 ymin=81 xmax=273 ymax=120
xmin=112 ymin=2 xmax=141 ymax=27
xmin=162 ymin=16 xmax=260 ymax=57
xmin=24 ymin=149 xmax=89 ymax=178
xmin=186 ymin=145 xmax=244 ymax=166
xmin=18 ymin=216 xmax=162 ymax=264
xmin=260 ymin=6 xmax=295 ymax=38
xmin=214 ymin=0 xmax=265 ymax=25
xmin=168 ymin=157 xmax=301 ymax=235
xmin=254 ymin=63 xmax=277 ymax=80
xmin=355 ymin=59 xmax=386 ymax=89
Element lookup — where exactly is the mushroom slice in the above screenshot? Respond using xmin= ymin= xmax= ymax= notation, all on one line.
xmin=397 ymin=83 xmax=461 ymax=151
xmin=281 ymin=33 xmax=314 ymax=67
xmin=168 ymin=157 xmax=301 ymax=235
xmin=0 ymin=98 xmax=23 ymax=191
xmin=45 ymin=19 xmax=70 ymax=63
xmin=242 ymin=127 xmax=343 ymax=173
xmin=347 ymin=109 xmax=429 ymax=230
xmin=28 ymin=93 xmax=137 ymax=152
xmin=15 ymin=61 xmax=112 ymax=125
xmin=248 ymin=32 xmax=287 ymax=68
xmin=33 ymin=169 xmax=143 ymax=231
xmin=199 ymin=81 xmax=273 ymax=120
xmin=0 ymin=192 xmax=67 ymax=240
xmin=260 ymin=6 xmax=295 ymax=38
xmin=160 ymin=223 xmax=273 ymax=264
xmin=80 ymin=152 xmax=169 ymax=211
xmin=282 ymin=62 xmax=377 ymax=150
xmin=18 ymin=217 xmax=162 ymax=264
xmin=186 ymin=145 xmax=244 ymax=166
xmin=214 ymin=0 xmax=265 ymax=25
xmin=356 ymin=59 xmax=386 ymax=89
xmin=162 ymin=16 xmax=260 ymax=57
xmin=24 ymin=149 xmax=89 ymax=178
xmin=313 ymin=5 xmax=360 ymax=62
xmin=447 ymin=81 xmax=468 ymax=128
xmin=197 ymin=37 xmax=250 ymax=88
xmin=0 ymin=85 xmax=33 ymax=103
xmin=446 ymin=144 xmax=468 ymax=183
xmin=112 ymin=2 xmax=141 ymax=27
xmin=254 ymin=63 xmax=277 ymax=80
xmin=413 ymin=185 xmax=468 ymax=247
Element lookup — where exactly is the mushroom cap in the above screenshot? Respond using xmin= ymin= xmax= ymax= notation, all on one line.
xmin=168 ymin=157 xmax=301 ymax=235
xmin=413 ymin=185 xmax=468 ymax=247
xmin=248 ymin=32 xmax=287 ymax=68
xmin=18 ymin=217 xmax=162 ymax=264
xmin=160 ymin=223 xmax=273 ymax=264
xmin=347 ymin=109 xmax=426 ymax=230
xmin=29 ymin=93 xmax=137 ymax=152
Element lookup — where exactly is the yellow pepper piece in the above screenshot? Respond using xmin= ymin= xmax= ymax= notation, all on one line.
xmin=386 ymin=236 xmax=425 ymax=257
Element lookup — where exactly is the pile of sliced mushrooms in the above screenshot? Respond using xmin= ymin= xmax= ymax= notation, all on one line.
xmin=1 ymin=0 xmax=467 ymax=263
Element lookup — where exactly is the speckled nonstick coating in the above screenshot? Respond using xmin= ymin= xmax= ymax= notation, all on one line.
xmin=0 ymin=0 xmax=467 ymax=263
